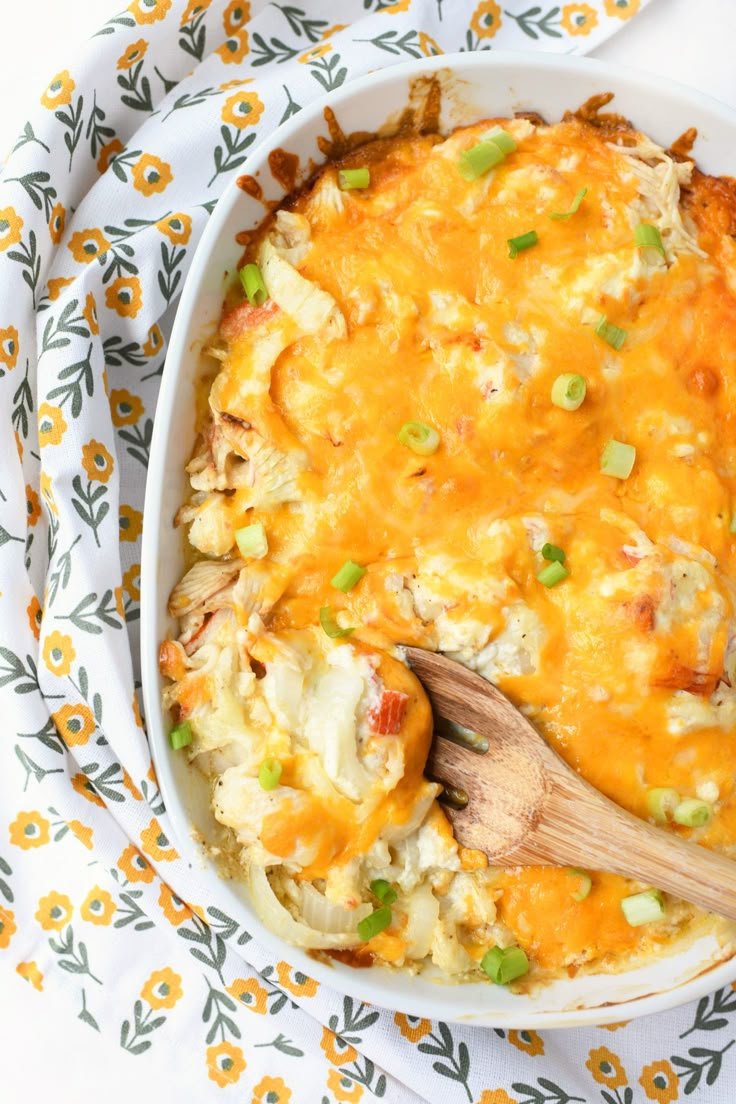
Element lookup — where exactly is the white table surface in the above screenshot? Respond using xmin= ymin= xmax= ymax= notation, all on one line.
xmin=2 ymin=0 xmax=735 ymax=1098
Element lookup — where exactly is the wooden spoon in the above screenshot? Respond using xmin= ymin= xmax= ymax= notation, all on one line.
xmin=404 ymin=646 xmax=736 ymax=922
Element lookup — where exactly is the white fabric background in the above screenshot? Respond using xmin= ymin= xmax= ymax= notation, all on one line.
xmin=2 ymin=0 xmax=735 ymax=1099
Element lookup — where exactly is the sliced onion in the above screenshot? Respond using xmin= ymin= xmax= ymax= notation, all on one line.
xmin=300 ymin=883 xmax=371 ymax=934
xmin=381 ymin=783 xmax=439 ymax=844
xmin=249 ymin=865 xmax=365 ymax=949
xmin=403 ymin=881 xmax=439 ymax=961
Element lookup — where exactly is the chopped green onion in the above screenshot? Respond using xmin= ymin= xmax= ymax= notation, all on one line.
xmin=567 ymin=868 xmax=592 ymax=902
xmin=729 ymin=512 xmax=736 ymax=534
xmin=370 ymin=878 xmax=398 ymax=906
xmin=549 ymin=187 xmax=588 ymax=221
xmin=483 ymin=126 xmax=517 ymax=155
xmin=239 ymin=263 xmax=268 ymax=307
xmin=635 ymin=222 xmax=666 ymax=259
xmin=481 ymin=945 xmax=529 ymax=984
xmin=331 ymin=560 xmax=366 ymax=593
xmin=397 ymin=421 xmax=440 ymax=456
xmin=600 ymin=438 xmax=636 ymax=480
xmin=621 ymin=888 xmax=665 ymax=927
xmin=235 ymin=520 xmax=268 ymax=559
xmin=541 ymin=543 xmax=566 ymax=564
xmin=169 ymin=721 xmax=192 ymax=750
xmin=647 ymin=787 xmax=680 ymax=824
xmin=537 ymin=561 xmax=569 ymax=588
xmin=258 ymin=757 xmax=282 ymax=791
xmin=338 ymin=167 xmax=370 ymax=191
xmin=595 ymin=314 xmax=628 ymax=351
xmin=673 ymin=797 xmax=713 ymax=827
xmin=551 ymin=373 xmax=586 ymax=411
xmin=508 ymin=230 xmax=538 ymax=259
xmin=458 ymin=140 xmax=505 ymax=181
xmin=357 ymin=905 xmax=392 ymax=941
xmin=319 ymin=605 xmax=354 ymax=639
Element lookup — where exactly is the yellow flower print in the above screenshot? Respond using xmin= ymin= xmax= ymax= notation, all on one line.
xmin=118 ymin=39 xmax=148 ymax=69
xmin=9 ymin=810 xmax=51 ymax=850
xmin=68 ymin=820 xmax=93 ymax=849
xmin=140 ymin=817 xmax=178 ymax=862
xmin=276 ymin=961 xmax=318 ymax=997
xmin=48 ymin=202 xmax=65 ymax=244
xmin=182 ymin=0 xmax=211 ymax=22
xmin=217 ymin=29 xmax=249 ymax=64
xmin=586 ymin=1046 xmax=628 ymax=1089
xmin=81 ymin=440 xmax=114 ymax=483
xmin=132 ymin=691 xmax=145 ymax=728
xmin=470 ymin=0 xmax=502 ymax=38
xmin=35 ymin=891 xmax=73 ymax=931
xmin=561 ymin=3 xmax=599 ymax=34
xmin=157 ymin=213 xmax=191 ymax=245
xmin=639 ymin=1060 xmax=679 ymax=1103
xmin=477 ymin=1093 xmax=517 ymax=1104
xmin=394 ymin=1012 xmax=431 ymax=1042
xmin=40 ymin=472 xmax=56 ymax=514
xmin=119 ymin=504 xmax=143 ymax=543
xmin=118 ymin=843 xmax=154 ymax=882
xmin=27 ymin=595 xmax=42 ymax=640
xmin=47 ymin=276 xmax=75 ymax=300
xmin=604 ymin=0 xmax=639 ymax=16
xmin=43 ymin=630 xmax=75 ymax=677
xmin=40 ymin=70 xmax=75 ymax=109
xmin=226 ymin=976 xmax=268 ymax=1014
xmin=122 ymin=768 xmax=143 ymax=801
xmin=82 ymin=292 xmax=99 ymax=335
xmin=508 ymin=1029 xmax=545 ymax=1057
xmin=254 ymin=1076 xmax=292 ymax=1103
xmin=206 ymin=1041 xmax=247 ymax=1087
xmin=132 ymin=153 xmax=173 ymax=196
xmin=105 ymin=276 xmax=143 ymax=317
xmin=110 ymin=388 xmax=144 ymax=427
xmin=68 ymin=227 xmax=111 ymax=263
xmin=16 ymin=961 xmax=43 ymax=990
xmin=158 ymin=883 xmax=192 ymax=925
xmin=385 ymin=0 xmax=411 ymax=11
xmin=327 ymin=1071 xmax=362 ymax=1103
xmin=97 ymin=138 xmax=124 ymax=174
xmin=52 ymin=702 xmax=96 ymax=747
xmin=71 ymin=772 xmax=105 ymax=808
xmin=0 ymin=325 xmax=19 ymax=371
xmin=143 ymin=321 xmax=164 ymax=356
xmin=418 ymin=32 xmax=442 ymax=55
xmin=298 ymin=43 xmax=332 ymax=64
xmin=0 ymin=906 xmax=17 ymax=948
xmin=128 ymin=0 xmax=172 ymax=24
xmin=221 ymin=90 xmax=263 ymax=129
xmin=321 ymin=24 xmax=348 ymax=39
xmin=223 ymin=0 xmax=250 ymax=34
xmin=80 ymin=886 xmax=116 ymax=925
xmin=38 ymin=403 xmax=67 ymax=448
xmin=26 ymin=485 xmax=41 ymax=527
xmin=599 ymin=1020 xmax=630 ymax=1030
xmin=0 ymin=207 xmax=23 ymax=252
xmin=141 ymin=967 xmax=183 ymax=1009
xmin=321 ymin=1026 xmax=358 ymax=1066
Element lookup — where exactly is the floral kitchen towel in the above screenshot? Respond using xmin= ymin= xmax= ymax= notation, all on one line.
xmin=8 ymin=1 xmax=733 ymax=1102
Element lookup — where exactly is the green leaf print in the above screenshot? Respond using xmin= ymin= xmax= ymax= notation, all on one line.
xmin=47 ymin=344 xmax=95 ymax=417
xmin=55 ymin=94 xmax=85 ymax=170
xmin=280 ymin=84 xmax=302 ymax=124
xmin=417 ymin=1022 xmax=472 ymax=1101
xmin=178 ymin=912 xmax=228 ymax=982
xmin=338 ymin=1055 xmax=386 ymax=1098
xmin=309 ymin=53 xmax=348 ymax=93
xmin=71 ymin=477 xmax=109 ymax=548
xmin=57 ymin=589 xmax=123 ymax=635
xmin=119 ymin=418 xmax=153 ymax=469
xmin=162 ymin=87 xmax=221 ymax=122
xmin=328 ymin=996 xmax=380 ymax=1043
xmin=275 ymin=5 xmax=329 ymax=43
xmin=254 ymin=1033 xmax=305 ymax=1058
xmin=19 ymin=717 xmax=65 ymax=755
xmin=11 ymin=360 xmax=33 ymax=439
xmin=356 ymin=29 xmax=423 ymax=57
xmin=0 ymin=855 xmax=14 ymax=904
xmin=0 ymin=647 xmax=41 ymax=693
xmin=85 ymin=91 xmax=116 ymax=159
xmin=203 ymin=978 xmax=241 ymax=1045
xmin=93 ymin=13 xmax=136 ymax=36
xmin=681 ymin=987 xmax=736 ymax=1036
xmin=671 ymin=1042 xmax=735 ymax=1094
xmin=117 ymin=61 xmax=154 ymax=113
xmin=102 ymin=334 xmax=148 ymax=368
xmin=6 ymin=230 xmax=41 ymax=307
xmin=157 ymin=241 xmax=186 ymax=304
xmin=14 ymin=745 xmax=65 ymax=790
xmin=81 ymin=761 xmax=126 ymax=803
xmin=114 ymin=890 xmax=155 ymax=931
xmin=47 ymin=534 xmax=82 ymax=604
xmin=460 ymin=28 xmax=494 ymax=51
xmin=179 ymin=3 xmax=208 ymax=61
xmin=251 ymin=32 xmax=300 ymax=66
xmin=40 ymin=300 xmax=90 ymax=356
xmin=209 ymin=126 xmax=257 ymax=188
xmin=5 ymin=170 xmax=58 ymax=221
xmin=512 ymin=1077 xmax=586 ymax=1104
xmin=503 ymin=6 xmax=562 ymax=40
xmin=49 ymin=925 xmax=103 ymax=983
xmin=79 ymin=990 xmax=101 ymax=1032
xmin=12 ymin=121 xmax=50 ymax=155
xmin=121 ymin=999 xmax=167 ymax=1055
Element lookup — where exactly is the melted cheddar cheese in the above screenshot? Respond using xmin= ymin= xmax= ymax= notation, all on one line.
xmin=161 ymin=111 xmax=736 ymax=986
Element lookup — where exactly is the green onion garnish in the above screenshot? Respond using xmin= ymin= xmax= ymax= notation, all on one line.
xmin=239 ymin=263 xmax=268 ymax=307
xmin=397 ymin=421 xmax=440 ymax=456
xmin=541 ymin=543 xmax=566 ymax=564
xmin=319 ymin=605 xmax=354 ymax=639
xmin=508 ymin=231 xmax=538 ymax=259
xmin=481 ymin=945 xmax=529 ymax=984
xmin=647 ymin=787 xmax=680 ymax=824
xmin=635 ymin=222 xmax=666 ymax=259
xmin=551 ymin=373 xmax=586 ymax=411
xmin=549 ymin=187 xmax=588 ymax=221
xmin=567 ymin=868 xmax=592 ymax=902
xmin=483 ymin=126 xmax=517 ymax=155
xmin=235 ymin=520 xmax=268 ymax=559
xmin=370 ymin=878 xmax=397 ymax=906
xmin=458 ymin=140 xmax=505 ymax=181
xmin=338 ymin=168 xmax=370 ymax=191
xmin=331 ymin=560 xmax=366 ymax=593
xmin=621 ymin=888 xmax=665 ymax=927
xmin=258 ymin=757 xmax=282 ymax=791
xmin=357 ymin=905 xmax=392 ymax=941
xmin=673 ymin=798 xmax=713 ymax=828
xmin=537 ymin=561 xmax=569 ymax=588
xmin=595 ymin=314 xmax=628 ymax=351
xmin=169 ymin=721 xmax=192 ymax=750
xmin=600 ymin=438 xmax=636 ymax=480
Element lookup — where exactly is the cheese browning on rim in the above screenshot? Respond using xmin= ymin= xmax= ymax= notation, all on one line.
xmin=161 ymin=111 xmax=736 ymax=985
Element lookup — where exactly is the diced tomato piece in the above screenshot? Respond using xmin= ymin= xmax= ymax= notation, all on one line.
xmin=219 ymin=298 xmax=280 ymax=342
xmin=651 ymin=664 xmax=719 ymax=696
xmin=625 ymin=595 xmax=656 ymax=632
xmin=367 ymin=690 xmax=409 ymax=734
